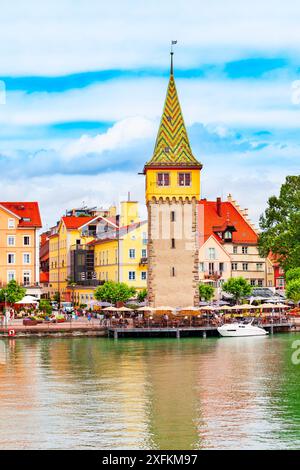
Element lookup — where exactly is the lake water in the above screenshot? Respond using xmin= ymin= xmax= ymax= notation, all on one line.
xmin=0 ymin=334 xmax=300 ymax=450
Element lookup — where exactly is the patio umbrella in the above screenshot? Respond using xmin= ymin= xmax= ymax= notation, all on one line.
xmin=115 ymin=306 xmax=133 ymax=312
xmin=154 ymin=306 xmax=174 ymax=311
xmin=259 ymin=303 xmax=276 ymax=309
xmin=137 ymin=306 xmax=156 ymax=312
xmin=15 ymin=295 xmax=38 ymax=304
xmin=102 ymin=306 xmax=118 ymax=311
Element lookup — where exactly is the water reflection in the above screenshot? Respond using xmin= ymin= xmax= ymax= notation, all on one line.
xmin=0 ymin=336 xmax=299 ymax=449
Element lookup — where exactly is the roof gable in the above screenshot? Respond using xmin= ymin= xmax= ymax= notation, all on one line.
xmin=0 ymin=202 xmax=42 ymax=227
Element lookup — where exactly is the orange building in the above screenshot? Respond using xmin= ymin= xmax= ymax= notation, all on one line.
xmin=0 ymin=202 xmax=42 ymax=289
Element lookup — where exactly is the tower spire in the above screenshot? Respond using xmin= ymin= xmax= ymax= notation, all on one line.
xmin=144 ymin=42 xmax=201 ymax=170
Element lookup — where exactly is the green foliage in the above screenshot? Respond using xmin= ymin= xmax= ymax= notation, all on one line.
xmin=0 ymin=280 xmax=26 ymax=305
xmin=198 ymin=284 xmax=214 ymax=302
xmin=286 ymin=279 xmax=300 ymax=304
xmin=53 ymin=292 xmax=60 ymax=303
xmin=94 ymin=281 xmax=136 ymax=304
xmin=222 ymin=277 xmax=253 ymax=303
xmin=259 ymin=175 xmax=300 ymax=272
xmin=285 ymin=268 xmax=300 ymax=283
xmin=137 ymin=288 xmax=148 ymax=303
xmin=39 ymin=299 xmax=52 ymax=315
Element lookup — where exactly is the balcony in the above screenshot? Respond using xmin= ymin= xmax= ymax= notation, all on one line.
xmin=204 ymin=271 xmax=223 ymax=280
xmin=68 ymin=279 xmax=104 ymax=287
xmin=139 ymin=257 xmax=148 ymax=265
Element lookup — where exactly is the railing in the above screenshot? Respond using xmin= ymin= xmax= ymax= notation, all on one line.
xmin=139 ymin=257 xmax=148 ymax=265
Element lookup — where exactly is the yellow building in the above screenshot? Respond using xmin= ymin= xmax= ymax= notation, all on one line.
xmin=49 ymin=202 xmax=147 ymax=306
xmin=0 ymin=202 xmax=42 ymax=290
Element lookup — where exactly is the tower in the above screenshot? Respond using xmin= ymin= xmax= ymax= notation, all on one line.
xmin=144 ymin=50 xmax=202 ymax=308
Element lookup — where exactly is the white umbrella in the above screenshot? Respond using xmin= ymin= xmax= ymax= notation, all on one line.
xmin=15 ymin=295 xmax=38 ymax=304
xmin=115 ymin=306 xmax=133 ymax=312
xmin=102 ymin=306 xmax=118 ymax=311
xmin=138 ymin=306 xmax=155 ymax=311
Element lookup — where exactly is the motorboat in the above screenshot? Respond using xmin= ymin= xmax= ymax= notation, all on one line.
xmin=217 ymin=321 xmax=268 ymax=337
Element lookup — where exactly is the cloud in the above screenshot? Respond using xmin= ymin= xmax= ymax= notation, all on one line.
xmin=63 ymin=117 xmax=156 ymax=158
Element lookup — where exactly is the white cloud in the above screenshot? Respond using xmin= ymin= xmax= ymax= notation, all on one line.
xmin=1 ymin=0 xmax=300 ymax=75
xmin=63 ymin=117 xmax=156 ymax=158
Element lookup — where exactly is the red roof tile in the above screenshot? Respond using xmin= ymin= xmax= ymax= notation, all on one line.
xmin=199 ymin=199 xmax=257 ymax=245
xmin=61 ymin=216 xmax=94 ymax=229
xmin=0 ymin=202 xmax=42 ymax=227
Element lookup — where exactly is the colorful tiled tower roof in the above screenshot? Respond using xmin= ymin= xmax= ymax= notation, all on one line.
xmin=144 ymin=53 xmax=202 ymax=170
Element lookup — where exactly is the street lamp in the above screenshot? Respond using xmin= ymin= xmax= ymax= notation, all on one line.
xmin=4 ymin=292 xmax=8 ymax=328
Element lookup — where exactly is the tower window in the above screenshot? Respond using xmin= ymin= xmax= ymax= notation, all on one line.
xmin=178 ymin=173 xmax=191 ymax=186
xmin=157 ymin=173 xmax=170 ymax=186
xmin=171 ymin=238 xmax=175 ymax=249
xmin=171 ymin=267 xmax=176 ymax=277
xmin=171 ymin=211 xmax=175 ymax=222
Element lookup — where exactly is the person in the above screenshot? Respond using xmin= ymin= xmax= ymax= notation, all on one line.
xmin=87 ymin=313 xmax=91 ymax=322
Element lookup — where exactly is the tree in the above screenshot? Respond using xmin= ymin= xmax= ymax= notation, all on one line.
xmin=53 ymin=292 xmax=60 ymax=303
xmin=198 ymin=284 xmax=214 ymax=302
xmin=259 ymin=176 xmax=300 ymax=272
xmin=94 ymin=281 xmax=136 ymax=304
xmin=222 ymin=277 xmax=253 ymax=304
xmin=0 ymin=280 xmax=26 ymax=305
xmin=286 ymin=279 xmax=300 ymax=304
xmin=39 ymin=299 xmax=52 ymax=315
xmin=137 ymin=288 xmax=147 ymax=303
xmin=285 ymin=267 xmax=300 ymax=283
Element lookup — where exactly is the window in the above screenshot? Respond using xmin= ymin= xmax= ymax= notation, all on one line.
xmin=129 ymin=249 xmax=136 ymax=259
xmin=232 ymin=263 xmax=238 ymax=271
xmin=208 ymin=248 xmax=216 ymax=259
xmin=129 ymin=271 xmax=136 ymax=281
xmin=219 ymin=262 xmax=224 ymax=272
xmin=233 ymin=246 xmax=238 ymax=254
xmin=7 ymin=270 xmax=15 ymax=282
xmin=23 ymin=236 xmax=30 ymax=246
xmin=7 ymin=253 xmax=15 ymax=264
xmin=257 ymin=279 xmax=263 ymax=287
xmin=171 ymin=238 xmax=175 ymax=249
xmin=171 ymin=267 xmax=176 ymax=277
xmin=141 ymin=272 xmax=147 ymax=281
xmin=23 ymin=253 xmax=31 ymax=264
xmin=171 ymin=211 xmax=175 ymax=222
xmin=209 ymin=263 xmax=215 ymax=275
xmin=224 ymin=231 xmax=232 ymax=240
xmin=242 ymin=246 xmax=248 ymax=254
xmin=178 ymin=172 xmax=191 ymax=186
xmin=250 ymin=279 xmax=256 ymax=286
xmin=256 ymin=263 xmax=263 ymax=271
xmin=242 ymin=263 xmax=248 ymax=271
xmin=8 ymin=218 xmax=15 ymax=229
xmin=7 ymin=236 xmax=15 ymax=246
xmin=23 ymin=271 xmax=31 ymax=286
xmin=141 ymin=249 xmax=147 ymax=258
xmin=157 ymin=173 xmax=170 ymax=186
xmin=199 ymin=262 xmax=204 ymax=272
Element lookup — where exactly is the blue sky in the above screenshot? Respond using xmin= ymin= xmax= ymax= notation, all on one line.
xmin=0 ymin=0 xmax=299 ymax=227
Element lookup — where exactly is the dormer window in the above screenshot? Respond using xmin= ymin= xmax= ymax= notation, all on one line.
xmin=224 ymin=230 xmax=232 ymax=241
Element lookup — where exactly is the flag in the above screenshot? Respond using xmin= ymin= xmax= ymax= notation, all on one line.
xmin=171 ymin=40 xmax=177 ymax=45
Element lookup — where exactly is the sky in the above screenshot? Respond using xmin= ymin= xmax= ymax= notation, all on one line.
xmin=0 ymin=0 xmax=299 ymax=228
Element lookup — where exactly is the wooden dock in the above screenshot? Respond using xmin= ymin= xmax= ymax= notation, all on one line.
xmin=108 ymin=322 xmax=295 ymax=339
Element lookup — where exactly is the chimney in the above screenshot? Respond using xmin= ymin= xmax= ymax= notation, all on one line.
xmin=216 ymin=197 xmax=222 ymax=217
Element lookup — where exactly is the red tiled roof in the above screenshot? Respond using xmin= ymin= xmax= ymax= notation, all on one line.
xmin=199 ymin=199 xmax=257 ymax=245
xmin=40 ymin=272 xmax=49 ymax=283
xmin=61 ymin=216 xmax=94 ymax=229
xmin=0 ymin=202 xmax=42 ymax=227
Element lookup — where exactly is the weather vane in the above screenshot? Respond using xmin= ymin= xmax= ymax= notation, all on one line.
xmin=170 ymin=40 xmax=177 ymax=74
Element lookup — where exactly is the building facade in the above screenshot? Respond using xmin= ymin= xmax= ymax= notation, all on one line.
xmin=144 ymin=53 xmax=202 ymax=308
xmin=0 ymin=202 xmax=42 ymax=291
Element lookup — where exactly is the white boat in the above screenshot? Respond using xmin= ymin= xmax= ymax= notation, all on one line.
xmin=217 ymin=322 xmax=268 ymax=337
